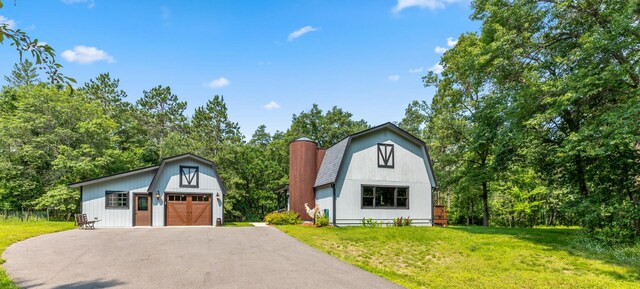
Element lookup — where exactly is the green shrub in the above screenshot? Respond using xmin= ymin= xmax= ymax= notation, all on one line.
xmin=392 ymin=216 xmax=413 ymax=227
xmin=264 ymin=211 xmax=301 ymax=225
xmin=361 ymin=217 xmax=384 ymax=227
xmin=316 ymin=215 xmax=329 ymax=227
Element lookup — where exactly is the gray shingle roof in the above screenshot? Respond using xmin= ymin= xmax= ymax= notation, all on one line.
xmin=314 ymin=137 xmax=349 ymax=187
xmin=312 ymin=122 xmax=438 ymax=188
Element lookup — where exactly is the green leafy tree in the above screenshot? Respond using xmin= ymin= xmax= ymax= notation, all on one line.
xmin=287 ymin=104 xmax=369 ymax=148
xmin=224 ymin=126 xmax=287 ymax=221
xmin=0 ymin=85 xmax=128 ymax=209
xmin=3 ymin=59 xmax=39 ymax=87
xmin=475 ymin=0 xmax=639 ymax=242
xmin=0 ymin=1 xmax=74 ymax=85
xmin=32 ymin=185 xmax=79 ymax=220
xmin=135 ymin=85 xmax=187 ymax=156
xmin=190 ymin=95 xmax=243 ymax=158
xmin=82 ymin=73 xmax=128 ymax=115
xmin=419 ymin=33 xmax=506 ymax=227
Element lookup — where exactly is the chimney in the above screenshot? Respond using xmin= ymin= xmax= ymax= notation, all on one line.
xmin=289 ymin=138 xmax=325 ymax=221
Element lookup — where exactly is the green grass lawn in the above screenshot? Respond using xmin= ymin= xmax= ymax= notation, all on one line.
xmin=279 ymin=225 xmax=640 ymax=289
xmin=222 ymin=222 xmax=254 ymax=227
xmin=0 ymin=221 xmax=76 ymax=289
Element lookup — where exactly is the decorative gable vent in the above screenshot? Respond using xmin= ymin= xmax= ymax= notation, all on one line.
xmin=377 ymin=143 xmax=394 ymax=168
xmin=180 ymin=166 xmax=199 ymax=188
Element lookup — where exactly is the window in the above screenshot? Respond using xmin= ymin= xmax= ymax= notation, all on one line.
xmin=137 ymin=196 xmax=148 ymax=211
xmin=168 ymin=195 xmax=187 ymax=202
xmin=361 ymin=186 xmax=409 ymax=209
xmin=106 ymin=191 xmax=128 ymax=209
xmin=362 ymin=186 xmax=374 ymax=207
xmin=180 ymin=166 xmax=199 ymax=188
xmin=191 ymin=195 xmax=209 ymax=202
xmin=377 ymin=143 xmax=394 ymax=168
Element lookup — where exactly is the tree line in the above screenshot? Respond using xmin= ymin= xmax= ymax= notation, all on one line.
xmin=400 ymin=0 xmax=639 ymax=243
xmin=0 ymin=0 xmax=638 ymax=244
xmin=0 ymin=63 xmax=369 ymax=222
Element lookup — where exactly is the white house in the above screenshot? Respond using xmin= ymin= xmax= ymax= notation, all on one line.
xmin=285 ymin=122 xmax=438 ymax=226
xmin=69 ymin=153 xmax=226 ymax=227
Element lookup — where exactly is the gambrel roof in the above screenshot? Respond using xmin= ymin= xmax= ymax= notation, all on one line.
xmin=313 ymin=122 xmax=438 ymax=189
xmin=69 ymin=153 xmax=227 ymax=195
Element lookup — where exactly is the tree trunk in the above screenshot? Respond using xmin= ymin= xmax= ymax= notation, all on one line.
xmin=635 ymin=140 xmax=640 ymax=236
xmin=482 ymin=181 xmax=490 ymax=227
xmin=575 ymin=154 xmax=589 ymax=197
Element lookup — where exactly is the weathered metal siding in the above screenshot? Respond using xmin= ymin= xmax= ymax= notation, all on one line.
xmin=315 ymin=186 xmax=333 ymax=223
xmin=335 ymin=129 xmax=433 ymax=226
xmin=152 ymin=159 xmax=224 ymax=226
xmin=82 ymin=171 xmax=155 ymax=227
xmin=289 ymin=140 xmax=319 ymax=221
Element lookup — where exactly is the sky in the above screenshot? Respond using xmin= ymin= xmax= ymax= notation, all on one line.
xmin=0 ymin=0 xmax=479 ymax=138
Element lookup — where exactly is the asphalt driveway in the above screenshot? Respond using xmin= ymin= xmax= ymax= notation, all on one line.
xmin=3 ymin=226 xmax=403 ymax=289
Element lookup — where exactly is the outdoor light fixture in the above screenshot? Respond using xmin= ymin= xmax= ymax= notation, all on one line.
xmin=215 ymin=192 xmax=220 ymax=199
xmin=155 ymin=191 xmax=160 ymax=200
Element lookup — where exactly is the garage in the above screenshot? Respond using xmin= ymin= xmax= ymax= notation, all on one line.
xmin=166 ymin=194 xmax=212 ymax=226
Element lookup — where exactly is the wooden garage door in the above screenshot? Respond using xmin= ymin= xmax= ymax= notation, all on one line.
xmin=166 ymin=194 xmax=212 ymax=226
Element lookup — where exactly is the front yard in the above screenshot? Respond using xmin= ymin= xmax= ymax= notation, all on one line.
xmin=0 ymin=221 xmax=76 ymax=289
xmin=279 ymin=225 xmax=640 ymax=289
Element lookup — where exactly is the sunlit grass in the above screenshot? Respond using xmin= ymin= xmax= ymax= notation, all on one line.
xmin=0 ymin=220 xmax=75 ymax=289
xmin=278 ymin=225 xmax=640 ymax=289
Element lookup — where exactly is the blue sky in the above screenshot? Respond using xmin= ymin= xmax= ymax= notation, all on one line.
xmin=0 ymin=0 xmax=479 ymax=137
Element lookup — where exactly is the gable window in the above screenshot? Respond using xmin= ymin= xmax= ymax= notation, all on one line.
xmin=377 ymin=143 xmax=394 ymax=168
xmin=180 ymin=166 xmax=199 ymax=188
xmin=106 ymin=191 xmax=129 ymax=209
xmin=361 ymin=185 xmax=409 ymax=209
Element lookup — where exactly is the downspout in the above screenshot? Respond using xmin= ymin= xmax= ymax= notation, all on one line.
xmin=79 ymin=186 xmax=83 ymax=215
xmin=332 ymin=183 xmax=336 ymax=226
xmin=221 ymin=194 xmax=224 ymax=225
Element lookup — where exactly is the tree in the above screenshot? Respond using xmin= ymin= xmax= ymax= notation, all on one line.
xmin=3 ymin=59 xmax=39 ymax=87
xmin=287 ymin=104 xmax=369 ymax=148
xmin=135 ymin=85 xmax=187 ymax=154
xmin=0 ymin=85 xmax=127 ymax=209
xmin=82 ymin=73 xmax=127 ymax=114
xmin=0 ymin=1 xmax=74 ymax=85
xmin=400 ymin=0 xmax=639 ymax=241
xmin=190 ymin=95 xmax=242 ymax=158
xmin=419 ymin=33 xmax=506 ymax=227
xmin=32 ymin=185 xmax=78 ymax=220
xmin=224 ymin=126 xmax=287 ymax=221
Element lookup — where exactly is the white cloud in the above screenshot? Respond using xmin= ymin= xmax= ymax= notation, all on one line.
xmin=409 ymin=67 xmax=424 ymax=74
xmin=206 ymin=77 xmax=230 ymax=88
xmin=428 ymin=63 xmax=444 ymax=74
xmin=447 ymin=37 xmax=458 ymax=47
xmin=264 ymin=101 xmax=281 ymax=110
xmin=0 ymin=15 xmax=16 ymax=29
xmin=388 ymin=75 xmax=400 ymax=81
xmin=287 ymin=26 xmax=319 ymax=41
xmin=61 ymin=0 xmax=95 ymax=8
xmin=434 ymin=46 xmax=448 ymax=54
xmin=61 ymin=46 xmax=115 ymax=64
xmin=392 ymin=0 xmax=460 ymax=13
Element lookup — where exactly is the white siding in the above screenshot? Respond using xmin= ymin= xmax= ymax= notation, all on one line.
xmin=335 ymin=129 xmax=433 ymax=226
xmin=81 ymin=171 xmax=155 ymax=227
xmin=151 ymin=159 xmax=224 ymax=226
xmin=315 ymin=186 xmax=333 ymax=223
